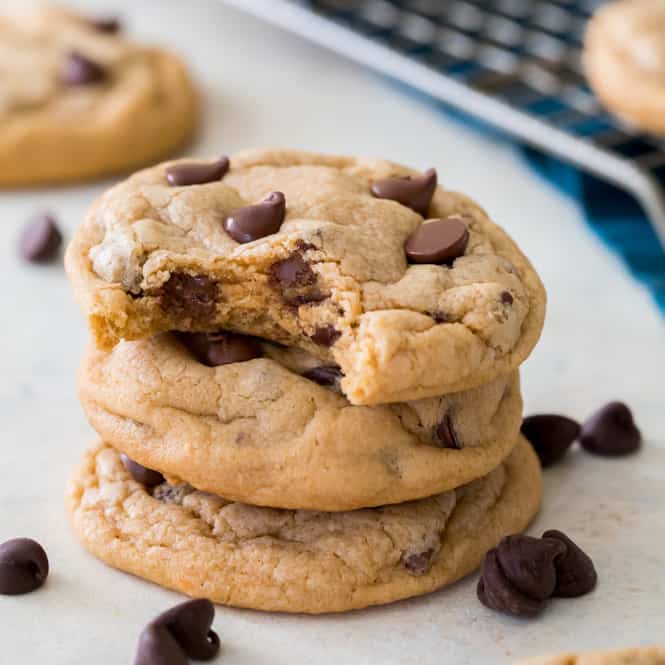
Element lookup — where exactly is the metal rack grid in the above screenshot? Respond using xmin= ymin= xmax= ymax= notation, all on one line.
xmin=222 ymin=0 xmax=665 ymax=248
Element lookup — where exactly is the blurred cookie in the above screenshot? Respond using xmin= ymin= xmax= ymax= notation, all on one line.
xmin=517 ymin=646 xmax=665 ymax=665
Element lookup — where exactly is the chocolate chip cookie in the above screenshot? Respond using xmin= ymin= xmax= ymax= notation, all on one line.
xmin=0 ymin=6 xmax=197 ymax=187
xmin=66 ymin=436 xmax=541 ymax=614
xmin=65 ymin=149 xmax=546 ymax=405
xmin=585 ymin=0 xmax=665 ymax=134
xmin=517 ymin=646 xmax=665 ymax=665
xmin=78 ymin=332 xmax=523 ymax=511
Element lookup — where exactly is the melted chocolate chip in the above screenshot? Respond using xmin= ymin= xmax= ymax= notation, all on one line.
xmin=433 ymin=413 xmax=461 ymax=449
xmin=0 ymin=538 xmax=49 ymax=595
xmin=135 ymin=625 xmax=187 ymax=665
xmin=521 ymin=414 xmax=581 ymax=468
xmin=150 ymin=599 xmax=220 ymax=661
xmin=62 ymin=51 xmax=106 ymax=85
xmin=579 ymin=402 xmax=641 ymax=457
xmin=429 ymin=310 xmax=450 ymax=324
xmin=19 ymin=213 xmax=62 ymax=262
xmin=370 ymin=168 xmax=437 ymax=216
xmin=179 ymin=331 xmax=261 ymax=367
xmin=153 ymin=483 xmax=193 ymax=505
xmin=89 ymin=16 xmax=122 ymax=33
xmin=269 ymin=254 xmax=316 ymax=289
xmin=158 ymin=273 xmax=217 ymax=321
xmin=165 ymin=157 xmax=229 ymax=187
xmin=121 ymin=454 xmax=165 ymax=488
xmin=543 ymin=530 xmax=597 ymax=598
xmin=405 ymin=217 xmax=470 ymax=265
xmin=501 ymin=291 xmax=513 ymax=305
xmin=402 ymin=548 xmax=435 ymax=575
xmin=224 ymin=191 xmax=286 ymax=243
xmin=310 ymin=325 xmax=341 ymax=347
xmin=303 ymin=365 xmax=343 ymax=386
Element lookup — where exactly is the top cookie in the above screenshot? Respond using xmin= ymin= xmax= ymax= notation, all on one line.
xmin=66 ymin=149 xmax=546 ymax=405
xmin=0 ymin=5 xmax=197 ymax=187
xmin=585 ymin=0 xmax=665 ymax=134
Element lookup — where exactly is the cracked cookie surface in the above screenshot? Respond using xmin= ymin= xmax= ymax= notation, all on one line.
xmin=585 ymin=0 xmax=665 ymax=134
xmin=0 ymin=5 xmax=197 ymax=186
xmin=518 ymin=646 xmax=665 ymax=665
xmin=66 ymin=149 xmax=546 ymax=405
xmin=66 ymin=436 xmax=541 ymax=614
xmin=79 ymin=333 xmax=523 ymax=510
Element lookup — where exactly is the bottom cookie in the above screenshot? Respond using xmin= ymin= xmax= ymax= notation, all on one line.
xmin=66 ymin=436 xmax=541 ymax=614
xmin=517 ymin=646 xmax=665 ymax=665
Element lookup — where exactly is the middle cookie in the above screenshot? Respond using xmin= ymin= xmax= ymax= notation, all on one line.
xmin=79 ymin=332 xmax=523 ymax=511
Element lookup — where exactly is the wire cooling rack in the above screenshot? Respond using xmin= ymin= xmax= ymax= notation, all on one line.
xmin=222 ymin=0 xmax=665 ymax=248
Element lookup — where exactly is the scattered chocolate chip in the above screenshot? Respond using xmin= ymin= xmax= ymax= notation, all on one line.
xmin=370 ymin=168 xmax=437 ymax=216
xmin=224 ymin=191 xmax=286 ymax=243
xmin=521 ymin=414 xmax=581 ymax=468
xmin=500 ymin=291 xmax=513 ymax=305
xmin=433 ymin=413 xmax=461 ymax=449
xmin=121 ymin=454 xmax=165 ymax=488
xmin=179 ymin=331 xmax=261 ymax=367
xmin=402 ymin=548 xmax=434 ymax=575
xmin=135 ymin=625 xmax=187 ymax=665
xmin=150 ymin=599 xmax=220 ymax=661
xmin=310 ymin=325 xmax=341 ymax=347
xmin=165 ymin=157 xmax=229 ymax=187
xmin=579 ymin=402 xmax=641 ymax=457
xmin=269 ymin=253 xmax=316 ymax=290
xmin=158 ymin=273 xmax=217 ymax=321
xmin=89 ymin=16 xmax=122 ymax=33
xmin=405 ymin=217 xmax=469 ymax=265
xmin=62 ymin=51 xmax=106 ymax=85
xmin=303 ymin=365 xmax=343 ymax=386
xmin=543 ymin=530 xmax=597 ymax=598
xmin=19 ymin=213 xmax=62 ymax=262
xmin=0 ymin=538 xmax=49 ymax=595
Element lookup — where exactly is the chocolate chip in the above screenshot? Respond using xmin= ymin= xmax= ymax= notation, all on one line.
xmin=370 ymin=168 xmax=437 ymax=216
xmin=179 ymin=331 xmax=261 ymax=367
xmin=89 ymin=16 xmax=122 ymax=33
xmin=165 ymin=157 xmax=229 ymax=187
xmin=62 ymin=51 xmax=106 ymax=85
xmin=135 ymin=626 xmax=187 ymax=665
xmin=224 ymin=191 xmax=286 ymax=243
xmin=501 ymin=291 xmax=513 ymax=305
xmin=310 ymin=325 xmax=340 ymax=347
xmin=543 ymin=530 xmax=597 ymax=598
xmin=579 ymin=402 xmax=641 ymax=457
xmin=521 ymin=414 xmax=581 ymax=468
xmin=0 ymin=538 xmax=49 ymax=595
xmin=150 ymin=599 xmax=220 ymax=661
xmin=402 ymin=548 xmax=434 ymax=575
xmin=428 ymin=310 xmax=450 ymax=324
xmin=153 ymin=483 xmax=193 ymax=506
xmin=303 ymin=365 xmax=343 ymax=386
xmin=121 ymin=454 xmax=165 ymax=488
xmin=19 ymin=213 xmax=62 ymax=262
xmin=405 ymin=217 xmax=469 ymax=265
xmin=269 ymin=254 xmax=316 ymax=290
xmin=158 ymin=273 xmax=217 ymax=321
xmin=433 ymin=413 xmax=461 ymax=449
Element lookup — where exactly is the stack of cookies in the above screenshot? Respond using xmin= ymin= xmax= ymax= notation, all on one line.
xmin=65 ymin=149 xmax=546 ymax=614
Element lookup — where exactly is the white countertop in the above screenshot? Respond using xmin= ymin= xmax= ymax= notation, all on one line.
xmin=1 ymin=1 xmax=663 ymax=663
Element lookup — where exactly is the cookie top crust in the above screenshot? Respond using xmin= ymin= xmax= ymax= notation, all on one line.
xmin=66 ymin=149 xmax=546 ymax=404
xmin=0 ymin=5 xmax=197 ymax=185
xmin=79 ymin=333 xmax=523 ymax=511
xmin=66 ymin=436 xmax=542 ymax=613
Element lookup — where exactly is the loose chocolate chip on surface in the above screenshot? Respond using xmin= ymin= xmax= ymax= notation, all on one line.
xmin=179 ymin=331 xmax=261 ymax=367
xmin=501 ymin=291 xmax=514 ymax=305
xmin=135 ymin=625 xmax=188 ymax=665
xmin=434 ymin=413 xmax=461 ymax=449
xmin=224 ymin=191 xmax=286 ymax=243
xmin=405 ymin=217 xmax=470 ymax=265
xmin=62 ymin=51 xmax=106 ymax=85
xmin=165 ymin=157 xmax=229 ymax=187
xmin=402 ymin=548 xmax=435 ymax=575
xmin=543 ymin=530 xmax=597 ymax=598
xmin=303 ymin=365 xmax=343 ymax=386
xmin=158 ymin=273 xmax=217 ymax=320
xmin=0 ymin=538 xmax=49 ymax=595
xmin=370 ymin=168 xmax=437 ymax=216
xmin=521 ymin=414 xmax=581 ymax=468
xmin=310 ymin=325 xmax=341 ymax=347
xmin=19 ymin=213 xmax=62 ymax=262
xmin=579 ymin=401 xmax=641 ymax=456
xmin=89 ymin=16 xmax=122 ymax=33
xmin=121 ymin=454 xmax=165 ymax=488
xmin=269 ymin=253 xmax=317 ymax=290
